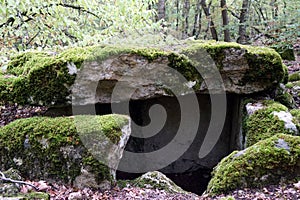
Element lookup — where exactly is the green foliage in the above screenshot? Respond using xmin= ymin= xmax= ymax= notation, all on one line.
xmin=0 ymin=0 xmax=160 ymax=51
xmin=207 ymin=134 xmax=300 ymax=195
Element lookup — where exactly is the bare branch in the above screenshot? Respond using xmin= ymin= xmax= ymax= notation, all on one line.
xmin=0 ymin=171 xmax=39 ymax=191
xmin=228 ymin=9 xmax=240 ymax=20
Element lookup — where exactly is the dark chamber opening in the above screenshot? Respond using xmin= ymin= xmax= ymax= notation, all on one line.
xmin=58 ymin=93 xmax=240 ymax=195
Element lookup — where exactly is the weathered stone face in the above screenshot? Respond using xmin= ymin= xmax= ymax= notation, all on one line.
xmin=0 ymin=114 xmax=130 ymax=190
xmin=0 ymin=41 xmax=286 ymax=106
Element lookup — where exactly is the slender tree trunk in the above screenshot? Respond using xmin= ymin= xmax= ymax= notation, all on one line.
xmin=237 ymin=0 xmax=250 ymax=44
xmin=201 ymin=0 xmax=218 ymax=40
xmin=176 ymin=0 xmax=180 ymax=31
xmin=182 ymin=0 xmax=190 ymax=39
xmin=192 ymin=0 xmax=202 ymax=39
xmin=221 ymin=0 xmax=230 ymax=42
xmin=157 ymin=0 xmax=166 ymax=21
xmin=271 ymin=0 xmax=278 ymax=19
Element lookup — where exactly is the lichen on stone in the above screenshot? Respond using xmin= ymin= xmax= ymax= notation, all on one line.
xmin=243 ymin=100 xmax=299 ymax=147
xmin=207 ymin=134 xmax=300 ymax=195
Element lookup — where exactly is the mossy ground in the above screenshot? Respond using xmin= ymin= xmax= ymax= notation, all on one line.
xmin=1 ymin=192 xmax=50 ymax=200
xmin=289 ymin=72 xmax=300 ymax=82
xmin=291 ymin=109 xmax=300 ymax=130
xmin=207 ymin=134 xmax=300 ymax=195
xmin=0 ymin=41 xmax=286 ymax=106
xmin=243 ymin=100 xmax=296 ymax=147
xmin=0 ymin=114 xmax=128 ymax=185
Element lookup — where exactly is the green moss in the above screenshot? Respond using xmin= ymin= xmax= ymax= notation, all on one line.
xmin=1 ymin=41 xmax=285 ymax=105
xmin=271 ymin=44 xmax=295 ymax=61
xmin=243 ymin=47 xmax=284 ymax=86
xmin=0 ymin=114 xmax=128 ymax=185
xmin=286 ymin=80 xmax=300 ymax=89
xmin=289 ymin=72 xmax=300 ymax=82
xmin=282 ymin=64 xmax=289 ymax=84
xmin=22 ymin=192 xmax=50 ymax=200
xmin=291 ymin=109 xmax=300 ymax=131
xmin=131 ymin=171 xmax=188 ymax=194
xmin=243 ymin=100 xmax=293 ymax=147
xmin=207 ymin=134 xmax=300 ymax=195
xmin=220 ymin=196 xmax=235 ymax=200
xmin=7 ymin=51 xmax=50 ymax=76
xmin=2 ymin=192 xmax=50 ymax=200
xmin=274 ymin=91 xmax=295 ymax=109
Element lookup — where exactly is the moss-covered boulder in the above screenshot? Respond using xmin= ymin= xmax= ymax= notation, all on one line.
xmin=271 ymin=43 xmax=295 ymax=61
xmin=0 ymin=41 xmax=285 ymax=106
xmin=131 ymin=171 xmax=188 ymax=194
xmin=244 ymin=100 xmax=299 ymax=147
xmin=207 ymin=134 xmax=300 ymax=195
xmin=0 ymin=114 xmax=130 ymax=190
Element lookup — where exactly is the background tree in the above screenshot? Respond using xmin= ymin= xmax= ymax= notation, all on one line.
xmin=237 ymin=0 xmax=251 ymax=44
xmin=0 ymin=0 xmax=299 ymax=53
xmin=182 ymin=0 xmax=191 ymax=38
xmin=201 ymin=0 xmax=218 ymax=40
xmin=157 ymin=0 xmax=166 ymax=21
xmin=221 ymin=0 xmax=230 ymax=42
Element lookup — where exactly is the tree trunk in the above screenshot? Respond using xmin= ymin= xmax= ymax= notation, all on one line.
xmin=182 ymin=0 xmax=190 ymax=39
xmin=176 ymin=0 xmax=180 ymax=31
xmin=271 ymin=0 xmax=278 ymax=19
xmin=220 ymin=0 xmax=230 ymax=42
xmin=182 ymin=0 xmax=191 ymax=39
xmin=237 ymin=0 xmax=250 ymax=44
xmin=192 ymin=0 xmax=202 ymax=39
xmin=157 ymin=0 xmax=166 ymax=21
xmin=200 ymin=0 xmax=218 ymax=41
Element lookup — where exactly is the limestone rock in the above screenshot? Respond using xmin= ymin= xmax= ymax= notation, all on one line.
xmin=243 ymin=100 xmax=299 ymax=147
xmin=207 ymin=134 xmax=300 ymax=195
xmin=132 ymin=171 xmax=188 ymax=194
xmin=0 ymin=114 xmax=131 ymax=190
xmin=0 ymin=41 xmax=285 ymax=106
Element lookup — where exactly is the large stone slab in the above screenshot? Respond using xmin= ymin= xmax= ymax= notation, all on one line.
xmin=0 ymin=114 xmax=131 ymax=190
xmin=0 ymin=41 xmax=286 ymax=106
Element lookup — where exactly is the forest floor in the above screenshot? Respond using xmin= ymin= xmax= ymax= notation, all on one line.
xmin=1 ymin=44 xmax=300 ymax=199
xmin=15 ymin=180 xmax=300 ymax=200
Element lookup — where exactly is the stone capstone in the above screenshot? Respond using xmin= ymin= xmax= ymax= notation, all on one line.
xmin=0 ymin=41 xmax=286 ymax=106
